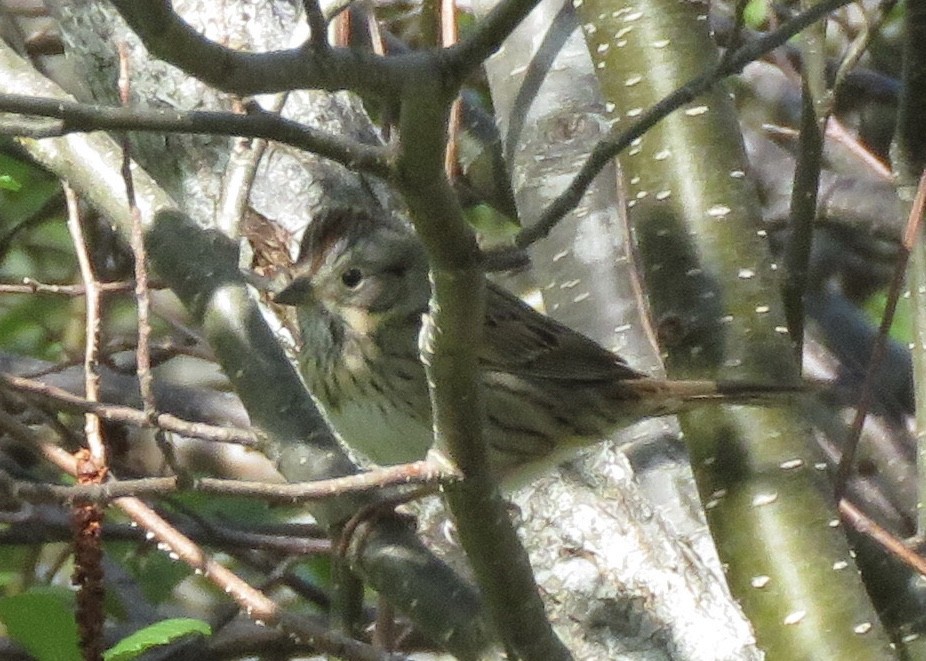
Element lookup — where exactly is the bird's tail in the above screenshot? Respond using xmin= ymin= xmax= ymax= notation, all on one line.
xmin=622 ymin=378 xmax=806 ymax=414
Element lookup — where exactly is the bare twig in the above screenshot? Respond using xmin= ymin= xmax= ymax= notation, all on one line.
xmin=217 ymin=91 xmax=289 ymax=238
xmin=441 ymin=0 xmax=462 ymax=181
xmin=365 ymin=6 xmax=385 ymax=55
xmin=302 ymin=0 xmax=330 ymax=49
xmin=396 ymin=50 xmax=570 ymax=660
xmin=0 ymin=406 xmax=393 ymax=659
xmin=0 ymin=459 xmax=455 ymax=505
xmin=117 ymin=43 xmax=156 ymax=421
xmin=63 ymin=185 xmax=106 ymax=467
xmin=63 ymin=184 xmax=108 ymax=661
xmin=0 ymin=188 xmax=64 ymax=261
xmin=782 ymin=77 xmax=826 ymax=358
xmin=445 ymin=0 xmax=544 ymax=81
xmin=723 ymin=0 xmax=751 ymax=56
xmin=482 ymin=0 xmax=855 ymax=263
xmin=835 ymin=168 xmax=926 ymax=495
xmin=0 ymin=93 xmax=392 ymax=178
xmin=1 ymin=40 xmax=486 ymax=656
xmin=0 ymin=279 xmax=153 ymax=295
xmin=0 ymin=502 xmax=331 ymax=555
xmin=825 ymin=119 xmax=892 ymax=180
xmin=0 ymin=373 xmax=260 ymax=447
xmin=839 ymin=499 xmax=926 ymax=577
xmin=333 ymin=8 xmax=351 ymax=48
xmin=831 ymin=0 xmax=897 ymax=93
xmin=35 ymin=442 xmax=397 ymax=661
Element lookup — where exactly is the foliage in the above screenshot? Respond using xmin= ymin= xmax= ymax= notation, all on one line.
xmin=0 ymin=588 xmax=80 ymax=661
xmin=103 ymin=618 xmax=211 ymax=661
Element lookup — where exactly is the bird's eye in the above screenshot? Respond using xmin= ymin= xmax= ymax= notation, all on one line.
xmin=341 ymin=268 xmax=363 ymax=289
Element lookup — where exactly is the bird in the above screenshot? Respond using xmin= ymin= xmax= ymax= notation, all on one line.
xmin=273 ymin=209 xmax=798 ymax=483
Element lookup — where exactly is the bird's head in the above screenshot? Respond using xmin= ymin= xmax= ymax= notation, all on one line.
xmin=274 ymin=210 xmax=430 ymax=339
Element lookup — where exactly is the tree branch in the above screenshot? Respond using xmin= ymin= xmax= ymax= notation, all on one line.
xmin=0 ymin=460 xmax=455 ymax=505
xmin=445 ymin=0 xmax=544 ymax=81
xmin=483 ymin=0 xmax=856 ymax=259
xmin=396 ymin=62 xmax=571 ymax=660
xmin=0 ymin=93 xmax=393 ymax=178
xmin=0 ymin=40 xmax=491 ymax=656
xmin=0 ymin=373 xmax=261 ymax=447
xmin=105 ymin=0 xmax=404 ymax=98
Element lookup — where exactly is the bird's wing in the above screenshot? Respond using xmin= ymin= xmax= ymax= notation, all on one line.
xmin=480 ymin=283 xmax=646 ymax=382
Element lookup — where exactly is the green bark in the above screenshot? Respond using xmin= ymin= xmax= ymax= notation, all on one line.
xmin=575 ymin=0 xmax=895 ymax=656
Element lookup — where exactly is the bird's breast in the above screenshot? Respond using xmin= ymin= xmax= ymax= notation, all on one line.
xmin=304 ymin=336 xmax=433 ymax=467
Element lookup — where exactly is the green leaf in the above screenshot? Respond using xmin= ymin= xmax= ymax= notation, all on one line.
xmin=0 ymin=546 xmax=32 ymax=592
xmin=104 ymin=618 xmax=212 ymax=661
xmin=743 ymin=0 xmax=768 ymax=29
xmin=118 ymin=547 xmax=190 ymax=605
xmin=0 ymin=152 xmax=59 ymax=224
xmin=863 ymin=292 xmax=913 ymax=344
xmin=0 ymin=174 xmax=22 ymax=191
xmin=0 ymin=587 xmax=80 ymax=661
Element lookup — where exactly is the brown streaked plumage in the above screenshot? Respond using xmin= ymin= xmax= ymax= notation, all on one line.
xmin=275 ymin=211 xmax=797 ymax=483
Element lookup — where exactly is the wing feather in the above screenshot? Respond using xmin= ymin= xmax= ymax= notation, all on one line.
xmin=480 ymin=283 xmax=645 ymax=382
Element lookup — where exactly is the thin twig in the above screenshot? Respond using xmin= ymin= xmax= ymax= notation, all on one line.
xmin=481 ymin=0 xmax=855 ymax=264
xmin=219 ymin=132 xmax=271 ymax=239
xmin=0 ymin=407 xmax=392 ymax=659
xmin=831 ymin=0 xmax=897 ymax=93
xmin=117 ymin=43 xmax=156 ymax=421
xmin=333 ymin=6 xmax=351 ymax=48
xmin=302 ymin=0 xmax=330 ymax=50
xmin=15 ymin=337 xmax=209 ymax=382
xmin=101 ymin=1 xmax=403 ymax=98
xmin=723 ymin=0 xmax=751 ymax=56
xmin=445 ymin=0 xmax=544 ymax=81
xmin=365 ymin=5 xmax=385 ymax=55
xmin=782 ymin=77 xmax=826 ymax=359
xmin=0 ymin=93 xmax=392 ymax=178
xmin=214 ymin=12 xmax=306 ymax=238
xmin=0 ymin=503 xmax=331 ymax=555
xmin=217 ymin=95 xmax=288 ymax=238
xmin=839 ymin=499 xmax=926 ymax=577
xmin=63 ymin=185 xmax=106 ymax=467
xmin=34 ymin=441 xmax=397 ymax=661
xmin=441 ymin=0 xmax=461 ymax=181
xmin=0 ymin=189 xmax=64 ymax=261
xmin=835 ymin=168 xmax=926 ymax=496
xmin=63 ymin=184 xmax=108 ymax=661
xmin=0 ymin=373 xmax=260 ymax=446
xmin=324 ymin=0 xmax=358 ymax=21
xmin=0 ymin=279 xmax=154 ymax=295
xmin=825 ymin=119 xmax=892 ymax=180
xmin=0 ymin=460 xmax=454 ymax=504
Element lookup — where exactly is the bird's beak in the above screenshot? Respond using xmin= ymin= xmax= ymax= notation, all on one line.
xmin=273 ymin=276 xmax=314 ymax=306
